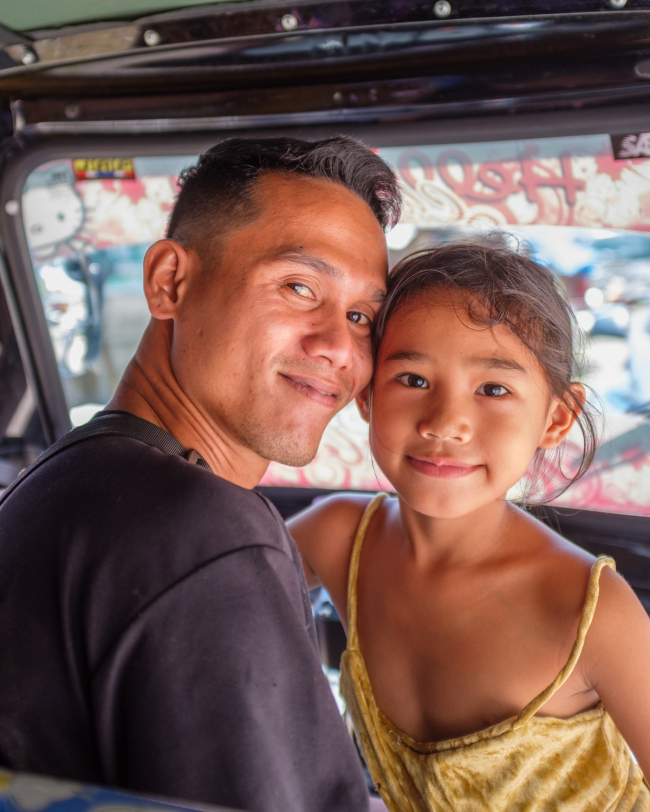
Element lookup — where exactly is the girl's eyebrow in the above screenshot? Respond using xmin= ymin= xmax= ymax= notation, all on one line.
xmin=383 ymin=350 xmax=528 ymax=375
xmin=384 ymin=350 xmax=430 ymax=363
xmin=470 ymin=356 xmax=528 ymax=375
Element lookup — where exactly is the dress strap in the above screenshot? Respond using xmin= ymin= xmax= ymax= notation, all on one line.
xmin=513 ymin=555 xmax=616 ymax=729
xmin=346 ymin=493 xmax=389 ymax=650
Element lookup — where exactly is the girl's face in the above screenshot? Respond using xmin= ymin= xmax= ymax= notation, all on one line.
xmin=359 ymin=291 xmax=579 ymax=520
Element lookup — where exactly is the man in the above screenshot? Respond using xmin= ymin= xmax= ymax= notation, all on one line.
xmin=0 ymin=137 xmax=400 ymax=812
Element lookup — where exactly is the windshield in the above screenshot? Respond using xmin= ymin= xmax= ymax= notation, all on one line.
xmin=20 ymin=131 xmax=650 ymax=516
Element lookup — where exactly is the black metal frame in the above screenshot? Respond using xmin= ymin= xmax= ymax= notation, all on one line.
xmin=3 ymin=10 xmax=650 ymax=110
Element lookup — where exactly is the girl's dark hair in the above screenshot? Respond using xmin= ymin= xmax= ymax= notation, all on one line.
xmin=374 ymin=241 xmax=599 ymax=505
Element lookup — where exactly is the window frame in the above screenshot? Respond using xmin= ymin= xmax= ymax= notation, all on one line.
xmin=4 ymin=102 xmax=650 ymax=441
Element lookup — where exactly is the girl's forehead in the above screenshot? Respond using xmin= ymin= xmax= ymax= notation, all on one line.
xmin=381 ymin=291 xmax=540 ymax=368
xmin=384 ymin=290 xmax=496 ymax=338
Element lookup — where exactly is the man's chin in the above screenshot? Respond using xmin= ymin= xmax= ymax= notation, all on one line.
xmin=259 ymin=432 xmax=320 ymax=467
xmin=264 ymin=446 xmax=318 ymax=468
xmin=234 ymin=416 xmax=323 ymax=467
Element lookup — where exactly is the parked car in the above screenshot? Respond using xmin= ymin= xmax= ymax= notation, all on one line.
xmin=2 ymin=0 xmax=650 ymax=805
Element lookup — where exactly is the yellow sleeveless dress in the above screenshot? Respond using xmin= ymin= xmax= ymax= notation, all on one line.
xmin=339 ymin=494 xmax=650 ymax=812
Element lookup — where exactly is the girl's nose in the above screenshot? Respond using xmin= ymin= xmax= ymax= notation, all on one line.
xmin=417 ymin=397 xmax=471 ymax=443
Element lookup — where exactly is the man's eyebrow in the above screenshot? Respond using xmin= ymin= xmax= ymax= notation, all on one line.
xmin=384 ymin=350 xmax=430 ymax=364
xmin=470 ymin=356 xmax=528 ymax=375
xmin=272 ymin=250 xmax=344 ymax=280
xmin=273 ymin=249 xmax=386 ymax=304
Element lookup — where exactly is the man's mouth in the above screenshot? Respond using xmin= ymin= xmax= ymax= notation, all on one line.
xmin=279 ymin=373 xmax=342 ymax=408
xmin=407 ymin=456 xmax=482 ymax=479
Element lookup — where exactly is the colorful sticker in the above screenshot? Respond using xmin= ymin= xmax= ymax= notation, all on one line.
xmin=73 ymin=159 xmax=136 ymax=181
xmin=611 ymin=133 xmax=650 ymax=160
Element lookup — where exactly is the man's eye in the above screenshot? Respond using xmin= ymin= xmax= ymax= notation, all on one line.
xmin=347 ymin=311 xmax=371 ymax=326
xmin=477 ymin=383 xmax=509 ymax=397
xmin=397 ymin=374 xmax=429 ymax=389
xmin=287 ymin=282 xmax=314 ymax=299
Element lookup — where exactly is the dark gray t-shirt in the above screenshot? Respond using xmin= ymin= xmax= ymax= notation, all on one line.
xmin=0 ymin=427 xmax=368 ymax=812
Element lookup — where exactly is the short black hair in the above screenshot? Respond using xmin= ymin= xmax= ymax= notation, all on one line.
xmin=167 ymin=136 xmax=402 ymax=266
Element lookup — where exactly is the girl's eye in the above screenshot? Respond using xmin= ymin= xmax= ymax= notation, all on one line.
xmin=287 ymin=282 xmax=314 ymax=299
xmin=477 ymin=383 xmax=509 ymax=397
xmin=397 ymin=373 xmax=429 ymax=389
xmin=347 ymin=311 xmax=371 ymax=326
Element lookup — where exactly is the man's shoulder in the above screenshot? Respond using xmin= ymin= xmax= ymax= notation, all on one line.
xmin=1 ymin=433 xmax=287 ymax=559
xmin=0 ymin=434 xmax=302 ymax=665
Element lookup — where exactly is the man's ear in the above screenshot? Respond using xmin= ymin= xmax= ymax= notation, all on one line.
xmin=538 ymin=383 xmax=585 ymax=450
xmin=143 ymin=239 xmax=192 ymax=320
xmin=356 ymin=385 xmax=372 ymax=424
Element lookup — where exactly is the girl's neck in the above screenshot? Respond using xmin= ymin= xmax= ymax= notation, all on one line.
xmin=396 ymin=496 xmax=517 ymax=569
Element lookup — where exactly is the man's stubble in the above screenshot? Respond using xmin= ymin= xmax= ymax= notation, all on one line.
xmin=225 ymin=355 xmax=354 ymax=468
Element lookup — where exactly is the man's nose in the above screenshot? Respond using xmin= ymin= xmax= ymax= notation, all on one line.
xmin=300 ymin=309 xmax=357 ymax=370
xmin=418 ymin=389 xmax=472 ymax=443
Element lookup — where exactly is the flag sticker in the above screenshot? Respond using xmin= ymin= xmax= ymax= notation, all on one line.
xmin=611 ymin=133 xmax=650 ymax=160
xmin=73 ymin=158 xmax=136 ymax=180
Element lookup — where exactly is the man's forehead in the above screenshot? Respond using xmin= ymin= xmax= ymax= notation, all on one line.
xmin=254 ymin=171 xmax=387 ymax=238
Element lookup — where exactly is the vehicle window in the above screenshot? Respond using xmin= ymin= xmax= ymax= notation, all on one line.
xmin=21 ymin=157 xmax=191 ymax=425
xmin=20 ymin=133 xmax=650 ymax=515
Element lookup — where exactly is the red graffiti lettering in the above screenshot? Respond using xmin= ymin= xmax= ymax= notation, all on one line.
xmin=398 ymin=149 xmax=435 ymax=188
xmin=518 ymin=155 xmax=584 ymax=206
xmin=437 ymin=150 xmax=476 ymax=197
xmin=437 ymin=152 xmax=518 ymax=202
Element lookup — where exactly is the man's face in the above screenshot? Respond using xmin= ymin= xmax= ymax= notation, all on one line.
xmin=171 ymin=173 xmax=388 ymax=466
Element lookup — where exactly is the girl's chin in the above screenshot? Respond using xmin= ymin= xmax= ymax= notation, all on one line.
xmin=375 ymin=458 xmax=520 ymax=518
xmin=387 ymin=478 xmax=505 ymax=520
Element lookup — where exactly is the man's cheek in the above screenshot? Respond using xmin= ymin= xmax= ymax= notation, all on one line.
xmin=352 ymin=348 xmax=374 ymax=395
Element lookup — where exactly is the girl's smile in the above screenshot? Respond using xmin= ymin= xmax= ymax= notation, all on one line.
xmin=407 ymin=456 xmax=483 ymax=479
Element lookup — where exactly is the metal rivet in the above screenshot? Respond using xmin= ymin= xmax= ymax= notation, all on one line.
xmin=64 ymin=103 xmax=81 ymax=120
xmin=143 ymin=29 xmax=161 ymax=46
xmin=281 ymin=13 xmax=299 ymax=31
xmin=4 ymin=200 xmax=19 ymax=216
xmin=19 ymin=47 xmax=38 ymax=65
xmin=608 ymin=0 xmax=627 ymax=6
xmin=433 ymin=0 xmax=452 ymax=18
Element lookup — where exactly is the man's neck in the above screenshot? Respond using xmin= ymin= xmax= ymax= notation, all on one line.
xmin=107 ymin=320 xmax=270 ymax=489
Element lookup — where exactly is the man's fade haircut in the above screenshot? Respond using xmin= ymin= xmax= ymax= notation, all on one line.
xmin=167 ymin=136 xmax=402 ymax=267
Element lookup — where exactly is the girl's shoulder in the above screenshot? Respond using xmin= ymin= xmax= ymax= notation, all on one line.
xmin=288 ymin=490 xmax=382 ymax=544
xmin=512 ymin=505 xmax=640 ymax=648
xmin=288 ymin=491 xmax=390 ymax=624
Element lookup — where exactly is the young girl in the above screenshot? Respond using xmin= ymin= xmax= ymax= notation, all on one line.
xmin=289 ymin=243 xmax=650 ymax=812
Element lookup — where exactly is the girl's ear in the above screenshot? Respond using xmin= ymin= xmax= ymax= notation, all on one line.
xmin=356 ymin=385 xmax=371 ymax=424
xmin=538 ymin=383 xmax=585 ymax=450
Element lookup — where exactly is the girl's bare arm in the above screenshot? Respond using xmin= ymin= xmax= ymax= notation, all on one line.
xmin=287 ymin=493 xmax=372 ymax=626
xmin=582 ymin=568 xmax=650 ymax=778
